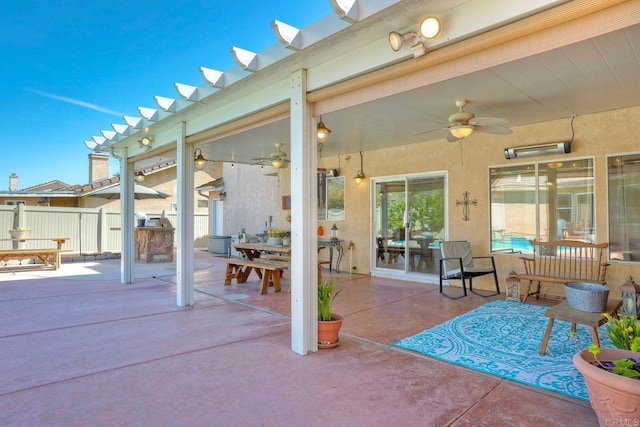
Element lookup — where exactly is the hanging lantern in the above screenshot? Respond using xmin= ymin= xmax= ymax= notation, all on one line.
xmin=620 ymin=275 xmax=640 ymax=316
xmin=331 ymin=223 xmax=338 ymax=241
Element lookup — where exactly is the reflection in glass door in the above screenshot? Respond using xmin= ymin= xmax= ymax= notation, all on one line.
xmin=374 ymin=174 xmax=446 ymax=278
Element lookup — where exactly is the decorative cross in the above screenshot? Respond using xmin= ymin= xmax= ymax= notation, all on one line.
xmin=456 ymin=191 xmax=477 ymax=221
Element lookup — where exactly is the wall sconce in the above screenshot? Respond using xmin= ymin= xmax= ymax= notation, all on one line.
xmin=317 ymin=116 xmax=332 ymax=143
xmin=134 ymin=171 xmax=145 ymax=182
xmin=219 ymin=191 xmax=227 ymax=201
xmin=389 ymin=16 xmax=441 ymax=58
xmin=138 ymin=136 xmax=153 ymax=149
xmin=194 ymin=148 xmax=208 ymax=170
xmin=354 ymin=151 xmax=365 ymax=184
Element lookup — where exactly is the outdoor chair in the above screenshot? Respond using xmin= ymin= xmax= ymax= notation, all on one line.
xmin=439 ymin=241 xmax=500 ymax=299
xmin=376 ymin=237 xmax=386 ymax=263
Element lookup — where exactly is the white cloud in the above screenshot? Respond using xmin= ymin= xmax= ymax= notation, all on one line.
xmin=27 ymin=88 xmax=126 ymax=117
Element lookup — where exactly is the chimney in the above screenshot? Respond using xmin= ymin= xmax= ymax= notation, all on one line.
xmin=89 ymin=153 xmax=110 ymax=182
xmin=9 ymin=173 xmax=18 ymax=192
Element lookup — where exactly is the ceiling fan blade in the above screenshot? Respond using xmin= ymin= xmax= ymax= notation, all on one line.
xmin=412 ymin=125 xmax=447 ymax=138
xmin=475 ymin=124 xmax=512 ymax=135
xmin=469 ymin=117 xmax=509 ymax=126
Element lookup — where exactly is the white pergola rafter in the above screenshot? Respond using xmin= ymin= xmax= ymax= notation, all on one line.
xmin=112 ymin=123 xmax=130 ymax=135
xmin=230 ymin=46 xmax=259 ymax=71
xmin=272 ymin=20 xmax=302 ymax=50
xmin=123 ymin=115 xmax=143 ymax=130
xmin=174 ymin=83 xmax=199 ymax=102
xmin=101 ymin=130 xmax=117 ymax=141
xmin=329 ymin=0 xmax=360 ymax=23
xmin=138 ymin=106 xmax=165 ymax=122
xmin=199 ymin=67 xmax=225 ymax=88
xmin=155 ymin=96 xmax=179 ymax=113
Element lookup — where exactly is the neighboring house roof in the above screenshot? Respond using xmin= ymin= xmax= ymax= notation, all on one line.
xmin=0 ymin=159 xmax=178 ymax=199
xmin=22 ymin=180 xmax=73 ymax=192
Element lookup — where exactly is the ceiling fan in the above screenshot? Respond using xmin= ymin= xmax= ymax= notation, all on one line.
xmin=252 ymin=143 xmax=289 ymax=169
xmin=422 ymin=99 xmax=512 ymax=142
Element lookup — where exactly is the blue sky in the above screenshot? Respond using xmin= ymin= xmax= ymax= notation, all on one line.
xmin=1 ymin=0 xmax=331 ymax=190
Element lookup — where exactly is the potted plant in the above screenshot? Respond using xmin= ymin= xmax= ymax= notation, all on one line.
xmin=9 ymin=226 xmax=30 ymax=240
xmin=317 ymin=279 xmax=343 ymax=349
xmin=572 ymin=313 xmax=640 ymax=426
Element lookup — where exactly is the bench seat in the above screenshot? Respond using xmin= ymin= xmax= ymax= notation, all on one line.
xmin=221 ymin=257 xmax=289 ymax=294
xmin=515 ymin=240 xmax=609 ymax=303
xmin=0 ymin=249 xmax=71 ymax=270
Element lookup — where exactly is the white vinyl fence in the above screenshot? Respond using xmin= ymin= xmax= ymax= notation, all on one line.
xmin=0 ymin=205 xmax=209 ymax=254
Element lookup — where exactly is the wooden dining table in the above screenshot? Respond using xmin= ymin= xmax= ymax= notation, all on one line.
xmin=230 ymin=242 xmax=326 ymax=283
xmin=232 ymin=242 xmax=291 ymax=261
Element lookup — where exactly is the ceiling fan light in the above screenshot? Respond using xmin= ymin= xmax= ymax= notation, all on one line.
xmin=449 ymin=125 xmax=474 ymax=139
xmin=272 ymin=159 xmax=286 ymax=168
xmin=419 ymin=16 xmax=441 ymax=39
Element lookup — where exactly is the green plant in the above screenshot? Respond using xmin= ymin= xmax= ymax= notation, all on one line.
xmin=318 ymin=279 xmax=342 ymax=322
xmin=602 ymin=313 xmax=640 ymax=351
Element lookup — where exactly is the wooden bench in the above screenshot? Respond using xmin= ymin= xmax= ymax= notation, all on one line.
xmin=0 ymin=249 xmax=71 ymax=270
xmin=221 ymin=258 xmax=289 ymax=294
xmin=515 ymin=240 xmax=609 ymax=303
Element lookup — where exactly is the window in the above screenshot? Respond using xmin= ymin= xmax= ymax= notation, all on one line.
xmin=490 ymin=158 xmax=594 ymax=253
xmin=607 ymin=154 xmax=640 ymax=262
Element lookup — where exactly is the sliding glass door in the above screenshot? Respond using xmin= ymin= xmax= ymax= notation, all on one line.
xmin=373 ymin=173 xmax=446 ymax=279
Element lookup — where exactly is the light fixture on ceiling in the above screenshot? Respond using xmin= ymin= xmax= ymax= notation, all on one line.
xmin=504 ymin=142 xmax=571 ymax=160
xmin=272 ymin=158 xmax=286 ymax=169
xmin=388 ymin=15 xmax=441 ymax=58
xmin=449 ymin=124 xmax=475 ymax=139
xmin=388 ymin=31 xmax=416 ymax=51
xmin=354 ymin=151 xmax=365 ymax=184
xmin=317 ymin=116 xmax=332 ymax=143
xmin=419 ymin=16 xmax=441 ymax=39
xmin=194 ymin=148 xmax=208 ymax=170
xmin=134 ymin=171 xmax=145 ymax=182
xmin=138 ymin=136 xmax=153 ymax=149
xmin=547 ymin=162 xmax=564 ymax=169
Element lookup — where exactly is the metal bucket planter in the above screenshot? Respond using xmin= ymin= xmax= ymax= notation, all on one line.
xmin=564 ymin=282 xmax=609 ymax=312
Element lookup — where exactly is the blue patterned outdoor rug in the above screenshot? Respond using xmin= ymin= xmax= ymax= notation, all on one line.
xmin=393 ymin=299 xmax=613 ymax=401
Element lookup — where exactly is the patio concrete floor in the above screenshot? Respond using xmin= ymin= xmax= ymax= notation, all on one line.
xmin=0 ymin=250 xmax=598 ymax=426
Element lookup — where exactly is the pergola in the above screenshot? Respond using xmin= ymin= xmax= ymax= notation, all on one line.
xmin=83 ymin=0 xmax=640 ymax=354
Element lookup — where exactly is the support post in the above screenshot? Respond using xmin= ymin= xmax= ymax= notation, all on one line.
xmin=290 ymin=69 xmax=318 ymax=355
xmin=176 ymin=121 xmax=195 ymax=306
xmin=120 ymin=147 xmax=135 ymax=284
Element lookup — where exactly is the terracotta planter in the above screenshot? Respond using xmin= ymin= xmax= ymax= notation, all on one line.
xmin=573 ymin=348 xmax=640 ymax=426
xmin=318 ymin=314 xmax=343 ymax=349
